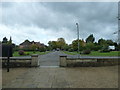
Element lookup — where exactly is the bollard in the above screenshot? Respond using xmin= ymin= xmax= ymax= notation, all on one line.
xmin=31 ymin=54 xmax=39 ymax=67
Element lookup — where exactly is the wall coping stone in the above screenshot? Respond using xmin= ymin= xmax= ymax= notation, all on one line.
xmin=1 ymin=57 xmax=32 ymax=60
xmin=60 ymin=55 xmax=67 ymax=57
xmin=31 ymin=54 xmax=38 ymax=57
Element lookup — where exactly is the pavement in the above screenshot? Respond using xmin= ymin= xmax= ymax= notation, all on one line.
xmin=2 ymin=51 xmax=119 ymax=88
xmin=2 ymin=66 xmax=118 ymax=88
xmin=39 ymin=51 xmax=61 ymax=66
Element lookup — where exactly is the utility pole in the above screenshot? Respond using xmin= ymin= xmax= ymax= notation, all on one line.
xmin=76 ymin=23 xmax=80 ymax=58
xmin=118 ymin=1 xmax=120 ymax=44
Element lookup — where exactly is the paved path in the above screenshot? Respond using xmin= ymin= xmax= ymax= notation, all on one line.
xmin=2 ymin=66 xmax=118 ymax=88
xmin=39 ymin=51 xmax=64 ymax=67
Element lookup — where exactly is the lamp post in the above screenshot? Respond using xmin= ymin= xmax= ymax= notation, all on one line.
xmin=76 ymin=23 xmax=80 ymax=58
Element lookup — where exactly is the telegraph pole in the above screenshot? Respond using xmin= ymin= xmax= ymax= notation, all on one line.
xmin=118 ymin=1 xmax=120 ymax=45
xmin=76 ymin=23 xmax=80 ymax=58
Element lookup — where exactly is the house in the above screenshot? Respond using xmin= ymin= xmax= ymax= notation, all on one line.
xmin=19 ymin=40 xmax=45 ymax=49
xmin=19 ymin=40 xmax=31 ymax=49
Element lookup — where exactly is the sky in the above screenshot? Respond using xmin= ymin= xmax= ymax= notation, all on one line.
xmin=0 ymin=2 xmax=118 ymax=45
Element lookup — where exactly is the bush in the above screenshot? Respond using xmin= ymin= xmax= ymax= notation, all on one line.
xmin=92 ymin=45 xmax=102 ymax=51
xmin=26 ymin=53 xmax=30 ymax=55
xmin=39 ymin=47 xmax=46 ymax=52
xmin=82 ymin=50 xmax=91 ymax=54
xmin=100 ymin=45 xmax=110 ymax=52
xmin=84 ymin=43 xmax=95 ymax=51
xmin=68 ymin=48 xmax=74 ymax=52
xmin=100 ymin=49 xmax=110 ymax=53
xmin=18 ymin=50 xmax=25 ymax=55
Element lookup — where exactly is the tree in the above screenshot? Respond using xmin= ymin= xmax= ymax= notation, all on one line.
xmin=72 ymin=39 xmax=86 ymax=51
xmin=98 ymin=38 xmax=107 ymax=45
xmin=48 ymin=38 xmax=67 ymax=50
xmin=85 ymin=42 xmax=95 ymax=50
xmin=39 ymin=47 xmax=46 ymax=52
xmin=106 ymin=40 xmax=114 ymax=45
xmin=30 ymin=44 xmax=39 ymax=52
xmin=2 ymin=37 xmax=8 ymax=43
xmin=8 ymin=36 xmax=12 ymax=44
xmin=98 ymin=38 xmax=113 ymax=52
xmin=48 ymin=41 xmax=57 ymax=50
xmin=57 ymin=38 xmax=66 ymax=50
xmin=86 ymin=34 xmax=95 ymax=43
xmin=63 ymin=44 xmax=70 ymax=51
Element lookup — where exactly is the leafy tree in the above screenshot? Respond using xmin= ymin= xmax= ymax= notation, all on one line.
xmin=48 ymin=38 xmax=67 ymax=50
xmin=98 ymin=38 xmax=114 ymax=46
xmin=8 ymin=36 xmax=12 ymax=44
xmin=98 ymin=38 xmax=106 ymax=45
xmin=106 ymin=40 xmax=114 ymax=45
xmin=72 ymin=39 xmax=86 ymax=51
xmin=48 ymin=41 xmax=57 ymax=50
xmin=39 ymin=47 xmax=46 ymax=52
xmin=100 ymin=44 xmax=110 ymax=52
xmin=2 ymin=37 xmax=8 ymax=43
xmin=63 ymin=44 xmax=70 ymax=51
xmin=30 ymin=44 xmax=39 ymax=52
xmin=86 ymin=34 xmax=95 ymax=43
xmin=85 ymin=42 xmax=94 ymax=50
xmin=57 ymin=38 xmax=66 ymax=50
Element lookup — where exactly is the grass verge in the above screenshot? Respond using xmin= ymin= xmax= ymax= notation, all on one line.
xmin=63 ymin=51 xmax=120 ymax=56
xmin=13 ymin=51 xmax=51 ymax=57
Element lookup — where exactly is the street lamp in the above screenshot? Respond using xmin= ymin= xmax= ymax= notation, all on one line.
xmin=118 ymin=1 xmax=120 ymax=44
xmin=76 ymin=23 xmax=80 ymax=58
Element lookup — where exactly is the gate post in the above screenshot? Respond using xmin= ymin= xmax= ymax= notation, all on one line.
xmin=60 ymin=56 xmax=67 ymax=67
xmin=31 ymin=54 xmax=39 ymax=67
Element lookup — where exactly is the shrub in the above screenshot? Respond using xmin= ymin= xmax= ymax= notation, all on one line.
xmin=39 ymin=47 xmax=46 ymax=52
xmin=18 ymin=50 xmax=25 ymax=55
xmin=100 ymin=49 xmax=110 ymax=53
xmin=68 ymin=48 xmax=74 ymax=52
xmin=100 ymin=45 xmax=110 ymax=52
xmin=26 ymin=53 xmax=30 ymax=55
xmin=84 ymin=43 xmax=95 ymax=51
xmin=82 ymin=50 xmax=91 ymax=54
xmin=92 ymin=45 xmax=102 ymax=51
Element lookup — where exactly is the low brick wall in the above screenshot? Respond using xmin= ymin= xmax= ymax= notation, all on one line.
xmin=1 ymin=54 xmax=39 ymax=67
xmin=60 ymin=56 xmax=120 ymax=67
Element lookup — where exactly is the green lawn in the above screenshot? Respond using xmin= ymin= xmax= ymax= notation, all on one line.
xmin=13 ymin=51 xmax=51 ymax=57
xmin=63 ymin=51 xmax=120 ymax=56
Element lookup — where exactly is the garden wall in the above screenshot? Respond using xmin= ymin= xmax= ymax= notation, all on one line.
xmin=1 ymin=54 xmax=39 ymax=67
xmin=60 ymin=56 xmax=120 ymax=67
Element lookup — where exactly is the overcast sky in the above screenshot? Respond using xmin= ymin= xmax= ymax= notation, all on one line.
xmin=0 ymin=2 xmax=118 ymax=45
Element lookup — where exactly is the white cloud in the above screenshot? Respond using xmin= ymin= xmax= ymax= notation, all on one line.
xmin=0 ymin=2 xmax=118 ymax=45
